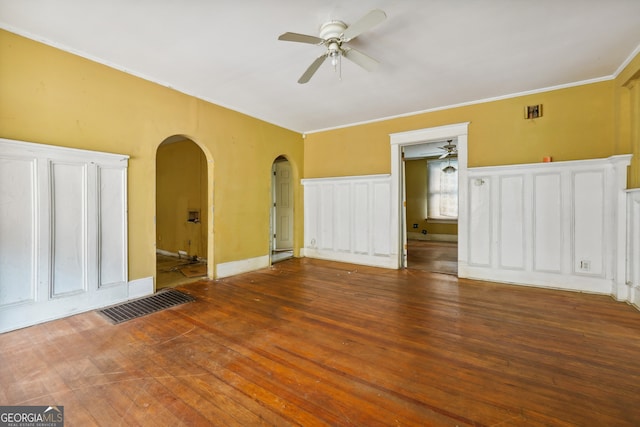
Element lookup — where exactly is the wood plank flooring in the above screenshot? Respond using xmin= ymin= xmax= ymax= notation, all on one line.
xmin=2 ymin=257 xmax=640 ymax=426
xmin=407 ymin=240 xmax=458 ymax=275
xmin=156 ymin=254 xmax=207 ymax=289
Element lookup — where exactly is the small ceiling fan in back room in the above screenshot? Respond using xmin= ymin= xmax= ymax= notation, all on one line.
xmin=439 ymin=140 xmax=458 ymax=174
xmin=277 ymin=9 xmax=387 ymax=83
xmin=438 ymin=140 xmax=457 ymax=159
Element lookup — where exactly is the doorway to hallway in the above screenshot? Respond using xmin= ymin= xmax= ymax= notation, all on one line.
xmin=271 ymin=156 xmax=293 ymax=264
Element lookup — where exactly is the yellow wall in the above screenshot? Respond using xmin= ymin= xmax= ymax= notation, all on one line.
xmin=0 ymin=30 xmax=304 ymax=281
xmin=615 ymin=51 xmax=640 ymax=187
xmin=305 ymin=81 xmax=617 ymax=177
xmin=156 ymin=139 xmax=208 ymax=258
xmin=2 ymin=27 xmax=638 ymax=284
xmin=405 ymin=159 xmax=427 ymax=233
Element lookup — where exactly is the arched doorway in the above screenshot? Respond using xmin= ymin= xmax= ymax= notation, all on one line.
xmin=271 ymin=156 xmax=294 ymax=264
xmin=156 ymin=136 xmax=209 ymax=288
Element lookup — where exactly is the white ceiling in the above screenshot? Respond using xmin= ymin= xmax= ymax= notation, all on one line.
xmin=1 ymin=0 xmax=640 ymax=134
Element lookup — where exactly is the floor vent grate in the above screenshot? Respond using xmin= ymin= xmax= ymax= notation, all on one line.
xmin=97 ymin=289 xmax=195 ymax=324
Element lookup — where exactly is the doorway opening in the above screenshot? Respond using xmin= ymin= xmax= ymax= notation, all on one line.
xmin=404 ymin=141 xmax=458 ymax=275
xmin=271 ymin=156 xmax=294 ymax=264
xmin=389 ymin=122 xmax=469 ymax=275
xmin=156 ymin=136 xmax=209 ymax=288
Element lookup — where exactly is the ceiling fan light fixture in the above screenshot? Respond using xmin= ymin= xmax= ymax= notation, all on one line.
xmin=328 ymin=42 xmax=341 ymax=69
xmin=442 ymin=165 xmax=457 ymax=174
xmin=277 ymin=9 xmax=386 ymax=84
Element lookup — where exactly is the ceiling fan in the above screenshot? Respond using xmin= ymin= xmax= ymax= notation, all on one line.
xmin=438 ymin=140 xmax=458 ymax=159
xmin=277 ymin=9 xmax=387 ymax=84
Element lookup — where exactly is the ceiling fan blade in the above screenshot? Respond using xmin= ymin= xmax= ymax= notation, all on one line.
xmin=343 ymin=47 xmax=379 ymax=72
xmin=298 ymin=54 xmax=328 ymax=84
xmin=342 ymin=9 xmax=387 ymax=42
xmin=439 ymin=152 xmax=449 ymax=159
xmin=278 ymin=32 xmax=324 ymax=45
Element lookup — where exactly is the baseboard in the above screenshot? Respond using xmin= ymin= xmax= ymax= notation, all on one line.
xmin=216 ymin=255 xmax=270 ymax=278
xmin=630 ymin=284 xmax=640 ymax=311
xmin=458 ymin=263 xmax=613 ymax=295
xmin=301 ymin=248 xmax=399 ymax=269
xmin=407 ymin=232 xmax=458 ymax=242
xmin=156 ymin=248 xmax=207 ymax=262
xmin=156 ymin=248 xmax=178 ymax=257
xmin=129 ymin=276 xmax=154 ymax=298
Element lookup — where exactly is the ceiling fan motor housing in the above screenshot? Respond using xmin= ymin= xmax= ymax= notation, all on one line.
xmin=320 ymin=21 xmax=347 ymax=42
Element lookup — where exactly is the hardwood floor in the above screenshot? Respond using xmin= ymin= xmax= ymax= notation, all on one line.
xmin=156 ymin=254 xmax=207 ymax=289
xmin=2 ymin=257 xmax=640 ymax=426
xmin=407 ymin=240 xmax=458 ymax=275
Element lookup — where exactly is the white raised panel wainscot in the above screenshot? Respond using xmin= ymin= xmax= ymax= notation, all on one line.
xmin=460 ymin=155 xmax=631 ymax=296
xmin=626 ymin=189 xmax=640 ymax=307
xmin=301 ymin=174 xmax=397 ymax=269
xmin=0 ymin=138 xmax=130 ymax=332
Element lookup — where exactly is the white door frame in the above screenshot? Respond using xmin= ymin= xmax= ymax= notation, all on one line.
xmin=389 ymin=122 xmax=469 ymax=269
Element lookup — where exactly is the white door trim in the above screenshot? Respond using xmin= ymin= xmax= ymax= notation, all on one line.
xmin=389 ymin=122 xmax=470 ymax=269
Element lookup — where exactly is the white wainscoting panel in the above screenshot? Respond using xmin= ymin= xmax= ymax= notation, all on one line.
xmin=51 ymin=161 xmax=87 ymax=297
xmin=460 ymin=155 xmax=631 ymax=296
xmin=533 ymin=173 xmax=563 ymax=273
xmin=99 ymin=166 xmax=128 ymax=287
xmin=0 ymin=138 xmax=130 ymax=333
xmin=626 ymin=189 xmax=640 ymax=307
xmin=499 ymin=175 xmax=526 ymax=270
xmin=468 ymin=177 xmax=492 ymax=267
xmin=573 ymin=171 xmax=606 ymax=277
xmin=353 ymin=182 xmax=370 ymax=255
xmin=302 ymin=174 xmax=396 ymax=268
xmin=0 ymin=157 xmax=36 ymax=307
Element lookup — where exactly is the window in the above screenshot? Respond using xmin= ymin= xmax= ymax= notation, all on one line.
xmin=427 ymin=158 xmax=458 ymax=220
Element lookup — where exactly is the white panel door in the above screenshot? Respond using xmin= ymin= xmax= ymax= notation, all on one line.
xmin=274 ymin=161 xmax=294 ymax=250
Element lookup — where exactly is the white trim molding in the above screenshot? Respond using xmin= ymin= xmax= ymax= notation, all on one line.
xmin=216 ymin=255 xmax=270 ymax=278
xmin=128 ymin=276 xmax=154 ymax=299
xmin=389 ymin=122 xmax=470 ymax=270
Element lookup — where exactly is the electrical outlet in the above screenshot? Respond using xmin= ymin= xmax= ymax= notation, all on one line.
xmin=579 ymin=260 xmax=590 ymax=271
